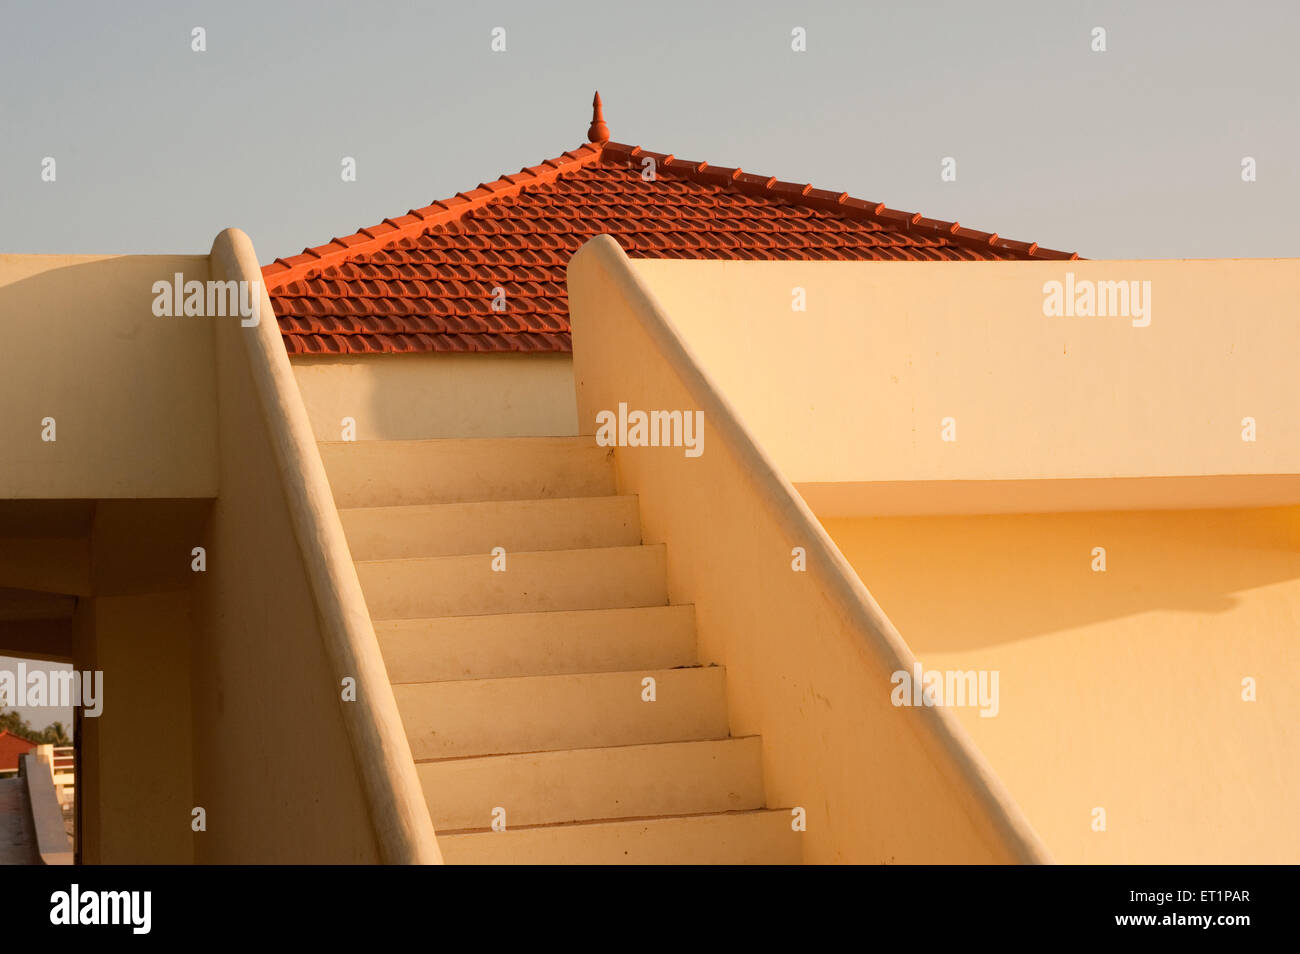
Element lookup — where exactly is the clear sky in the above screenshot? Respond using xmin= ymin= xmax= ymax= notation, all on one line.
xmin=1 ymin=0 xmax=1297 ymax=262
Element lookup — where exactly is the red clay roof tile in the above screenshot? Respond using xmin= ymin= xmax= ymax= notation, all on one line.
xmin=264 ymin=99 xmax=1078 ymax=355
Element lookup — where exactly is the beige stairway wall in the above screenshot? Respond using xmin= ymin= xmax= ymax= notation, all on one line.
xmin=196 ymin=230 xmax=439 ymax=864
xmin=566 ymin=235 xmax=1050 ymax=863
xmin=291 ymin=352 xmax=579 ymax=442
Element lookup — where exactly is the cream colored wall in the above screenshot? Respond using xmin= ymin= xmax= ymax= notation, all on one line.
xmin=188 ymin=255 xmax=383 ymax=864
xmin=194 ymin=229 xmax=438 ymax=864
xmin=0 ymin=254 xmax=214 ymax=862
xmin=823 ymin=508 xmax=1300 ymax=864
xmin=71 ymin=500 xmax=208 ymax=864
xmin=0 ymin=245 xmax=431 ymax=863
xmin=76 ymin=592 xmax=195 ymax=865
xmin=569 ymin=236 xmax=1049 ymax=863
xmin=576 ymin=246 xmax=1300 ymax=864
xmin=631 ymin=258 xmax=1300 ymax=513
xmin=0 ymin=255 xmax=218 ymax=499
xmin=291 ymin=353 xmax=578 ymax=440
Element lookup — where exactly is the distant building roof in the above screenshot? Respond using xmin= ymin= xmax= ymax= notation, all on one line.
xmin=0 ymin=729 xmax=38 ymax=772
xmin=264 ymin=93 xmax=1077 ymax=356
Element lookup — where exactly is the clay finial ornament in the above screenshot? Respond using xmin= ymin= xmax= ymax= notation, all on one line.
xmin=587 ymin=91 xmax=610 ymax=143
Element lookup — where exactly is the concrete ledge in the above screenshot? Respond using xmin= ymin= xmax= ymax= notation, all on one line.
xmin=19 ymin=753 xmax=71 ymax=865
xmin=798 ymin=473 xmax=1300 ymax=517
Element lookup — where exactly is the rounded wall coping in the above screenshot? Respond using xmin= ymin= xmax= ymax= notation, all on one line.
xmin=568 ymin=234 xmax=1053 ymax=864
xmin=208 ymin=228 xmax=442 ymax=865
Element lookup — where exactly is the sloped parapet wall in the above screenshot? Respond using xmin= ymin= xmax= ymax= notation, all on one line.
xmin=612 ymin=253 xmax=1300 ymax=863
xmin=197 ymin=229 xmax=440 ymax=864
xmin=568 ymin=235 xmax=1051 ymax=864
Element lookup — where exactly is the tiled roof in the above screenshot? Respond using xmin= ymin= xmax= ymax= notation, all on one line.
xmin=264 ymin=96 xmax=1078 ymax=355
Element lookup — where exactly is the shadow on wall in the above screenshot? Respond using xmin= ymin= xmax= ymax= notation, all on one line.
xmin=822 ymin=505 xmax=1300 ymax=652
xmin=824 ymin=503 xmax=1300 ymax=863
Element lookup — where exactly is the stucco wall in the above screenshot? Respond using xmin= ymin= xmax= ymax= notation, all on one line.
xmin=0 ymin=248 xmax=423 ymax=862
xmin=569 ymin=236 xmax=1049 ymax=863
xmin=188 ymin=282 xmax=382 ymax=864
xmin=632 ymin=258 xmax=1300 ymax=514
xmin=824 ymin=508 xmax=1300 ymax=863
xmin=291 ymin=352 xmax=578 ymax=441
xmin=0 ymin=254 xmax=218 ymax=499
xmin=0 ymin=254 xmax=213 ymax=862
xmin=76 ymin=591 xmax=195 ymax=864
xmin=584 ymin=251 xmax=1300 ymax=863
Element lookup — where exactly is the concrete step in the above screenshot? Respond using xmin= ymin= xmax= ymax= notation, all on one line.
xmin=357 ymin=545 xmax=667 ymax=620
xmin=395 ymin=666 xmax=728 ymax=760
xmin=320 ymin=436 xmax=615 ymax=509
xmin=378 ymin=605 xmax=697 ymax=683
xmin=421 ymin=737 xmax=765 ymax=831
xmin=437 ymin=809 xmax=803 ymax=865
xmin=340 ymin=496 xmax=641 ymax=561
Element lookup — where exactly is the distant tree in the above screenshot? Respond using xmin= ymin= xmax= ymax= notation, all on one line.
xmin=36 ymin=721 xmax=72 ymax=746
xmin=0 ymin=708 xmax=29 ymax=736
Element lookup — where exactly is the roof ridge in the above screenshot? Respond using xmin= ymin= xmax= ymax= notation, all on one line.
xmin=264 ymin=138 xmax=1077 ymax=292
xmin=263 ymin=142 xmax=606 ymax=290
xmin=599 ymin=142 xmax=1078 ymax=261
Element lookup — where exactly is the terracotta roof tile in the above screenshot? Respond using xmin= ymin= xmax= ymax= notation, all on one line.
xmin=265 ymin=107 xmax=1077 ymax=355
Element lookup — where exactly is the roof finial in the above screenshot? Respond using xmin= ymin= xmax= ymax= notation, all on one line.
xmin=587 ymin=91 xmax=609 ymax=143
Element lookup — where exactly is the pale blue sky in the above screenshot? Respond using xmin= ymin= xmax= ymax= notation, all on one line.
xmin=1 ymin=0 xmax=1297 ymax=262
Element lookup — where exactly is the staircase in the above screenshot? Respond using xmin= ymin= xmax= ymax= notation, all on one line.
xmin=320 ymin=436 xmax=801 ymax=864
